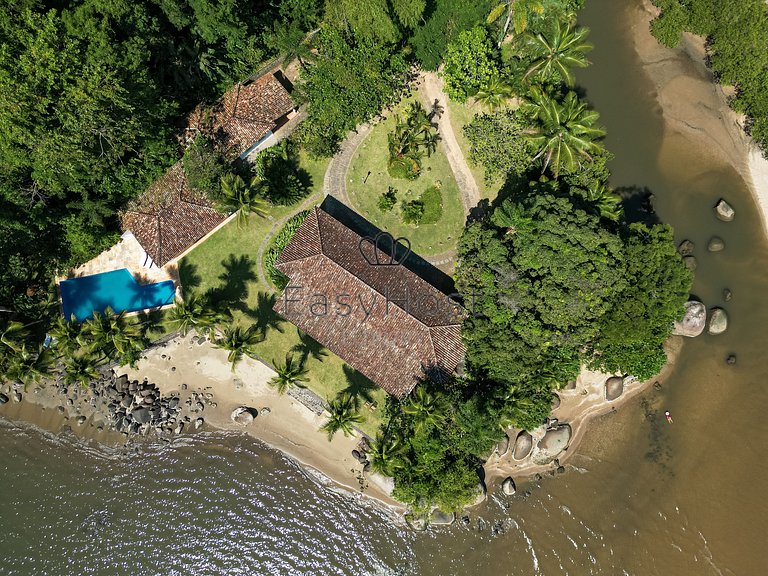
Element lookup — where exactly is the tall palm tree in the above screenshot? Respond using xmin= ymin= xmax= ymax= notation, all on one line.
xmin=320 ymin=392 xmax=364 ymax=441
xmin=4 ymin=344 xmax=54 ymax=390
xmin=168 ymin=293 xmax=222 ymax=337
xmin=488 ymin=0 xmax=547 ymax=44
xmin=48 ymin=315 xmax=82 ymax=355
xmin=388 ymin=102 xmax=441 ymax=179
xmin=268 ymin=353 xmax=308 ymax=394
xmin=82 ymin=308 xmax=144 ymax=363
xmin=523 ymin=20 xmax=593 ymax=87
xmin=368 ymin=432 xmax=407 ymax=476
xmin=475 ymin=76 xmax=515 ymax=111
xmin=218 ymin=174 xmax=270 ymax=228
xmin=524 ymin=87 xmax=606 ymax=177
xmin=492 ymin=199 xmax=535 ymax=236
xmin=402 ymin=385 xmax=444 ymax=432
xmin=62 ymin=353 xmax=102 ymax=388
xmin=214 ymin=324 xmax=263 ymax=372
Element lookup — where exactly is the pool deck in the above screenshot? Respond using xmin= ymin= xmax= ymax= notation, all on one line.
xmin=62 ymin=232 xmax=179 ymax=287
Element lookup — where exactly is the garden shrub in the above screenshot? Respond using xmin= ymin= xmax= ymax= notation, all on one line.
xmin=419 ymin=184 xmax=443 ymax=225
xmin=377 ymin=187 xmax=398 ymax=212
xmin=264 ymin=211 xmax=309 ymax=289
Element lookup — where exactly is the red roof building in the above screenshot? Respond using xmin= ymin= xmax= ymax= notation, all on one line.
xmin=274 ymin=206 xmax=465 ymax=397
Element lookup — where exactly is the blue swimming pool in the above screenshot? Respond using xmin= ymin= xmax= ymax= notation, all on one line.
xmin=59 ymin=268 xmax=176 ymax=322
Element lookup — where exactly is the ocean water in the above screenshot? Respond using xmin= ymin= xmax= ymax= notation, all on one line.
xmin=59 ymin=268 xmax=176 ymax=322
xmin=3 ymin=0 xmax=768 ymax=574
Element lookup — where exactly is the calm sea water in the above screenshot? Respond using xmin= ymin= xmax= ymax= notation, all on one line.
xmin=2 ymin=0 xmax=768 ymax=574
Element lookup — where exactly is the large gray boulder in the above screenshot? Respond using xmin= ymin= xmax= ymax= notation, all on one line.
xmin=714 ymin=199 xmax=735 ymax=221
xmin=405 ymin=514 xmax=427 ymax=531
xmin=708 ymin=307 xmax=728 ymax=335
xmin=605 ymin=377 xmax=624 ymax=401
xmin=513 ymin=431 xmax=533 ymax=460
xmin=673 ymin=301 xmax=707 ymax=337
xmin=682 ymin=256 xmax=698 ymax=271
xmin=0 ymin=393 xmax=8 ymax=405
xmin=230 ymin=406 xmax=256 ymax=426
xmin=430 ymin=509 xmax=456 ymax=526
xmin=678 ymin=239 xmax=695 ymax=256
xmin=132 ymin=408 xmax=151 ymax=424
xmin=533 ymin=425 xmax=571 ymax=464
xmin=495 ymin=433 xmax=510 ymax=457
xmin=707 ymin=237 xmax=725 ymax=252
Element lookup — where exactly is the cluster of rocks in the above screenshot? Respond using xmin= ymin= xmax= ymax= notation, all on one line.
xmin=351 ymin=437 xmax=372 ymax=473
xmin=102 ymin=374 xmax=188 ymax=436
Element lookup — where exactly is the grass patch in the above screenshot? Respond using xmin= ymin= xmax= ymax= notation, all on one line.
xmin=347 ymin=97 xmax=465 ymax=257
xmin=420 ymin=184 xmax=443 ymax=225
xmin=176 ymin=152 xmax=385 ymax=436
xmin=446 ymin=99 xmax=504 ymax=202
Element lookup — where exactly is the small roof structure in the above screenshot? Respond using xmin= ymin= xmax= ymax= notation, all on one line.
xmin=185 ymin=69 xmax=295 ymax=156
xmin=274 ymin=207 xmax=465 ymax=397
xmin=119 ymin=162 xmax=225 ymax=267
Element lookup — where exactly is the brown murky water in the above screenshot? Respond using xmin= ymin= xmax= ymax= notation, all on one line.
xmin=1 ymin=1 xmax=766 ymax=574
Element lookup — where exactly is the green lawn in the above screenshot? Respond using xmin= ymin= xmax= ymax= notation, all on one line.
xmin=446 ymin=99 xmax=504 ymax=202
xmin=346 ymin=99 xmax=466 ymax=256
xmin=176 ymin=154 xmax=386 ymax=436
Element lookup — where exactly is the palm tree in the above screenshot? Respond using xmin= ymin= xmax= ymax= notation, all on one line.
xmin=492 ymin=199 xmax=535 ymax=235
xmin=62 ymin=353 xmax=102 ymax=388
xmin=218 ymin=174 xmax=270 ymax=228
xmin=585 ymin=182 xmax=623 ymax=222
xmin=268 ymin=353 xmax=308 ymax=394
xmin=168 ymin=293 xmax=222 ymax=337
xmin=214 ymin=324 xmax=263 ymax=372
xmin=402 ymin=385 xmax=444 ymax=432
xmin=82 ymin=308 xmax=144 ymax=362
xmin=523 ymin=20 xmax=593 ymax=87
xmin=488 ymin=0 xmax=547 ymax=44
xmin=524 ymin=87 xmax=606 ymax=177
xmin=4 ymin=344 xmax=54 ymax=390
xmin=0 ymin=321 xmax=28 ymax=354
xmin=320 ymin=392 xmax=364 ymax=441
xmin=388 ymin=102 xmax=441 ymax=179
xmin=475 ymin=76 xmax=515 ymax=111
xmin=48 ymin=315 xmax=82 ymax=355
xmin=368 ymin=432 xmax=407 ymax=476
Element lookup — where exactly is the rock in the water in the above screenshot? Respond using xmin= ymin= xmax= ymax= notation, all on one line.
xmin=76 ymin=415 xmax=87 ymax=425
xmin=557 ymin=465 xmax=566 ymax=474
xmin=513 ymin=431 xmax=533 ymax=460
xmin=605 ymin=376 xmax=624 ymax=401
xmin=726 ymin=354 xmax=737 ymax=365
xmin=682 ymin=255 xmax=698 ymax=271
xmin=551 ymin=393 xmax=561 ymax=410
xmin=533 ymin=425 xmax=572 ymax=464
xmin=678 ymin=239 xmax=695 ymax=256
xmin=673 ymin=300 xmax=707 ymax=337
xmin=404 ymin=514 xmax=428 ymax=531
xmin=194 ymin=417 xmax=204 ymax=430
xmin=723 ymin=288 xmax=732 ymax=302
xmin=470 ymin=482 xmax=487 ymax=507
xmin=707 ymin=236 xmax=725 ymax=252
xmin=230 ymin=407 xmax=255 ymax=425
xmin=430 ymin=509 xmax=456 ymax=526
xmin=708 ymin=307 xmax=728 ymax=335
xmin=0 ymin=393 xmax=8 ymax=405
xmin=501 ymin=477 xmax=516 ymax=496
xmin=13 ymin=392 xmax=22 ymax=403
xmin=132 ymin=408 xmax=151 ymax=424
xmin=496 ymin=433 xmax=510 ymax=456
xmin=714 ymin=198 xmax=735 ymax=221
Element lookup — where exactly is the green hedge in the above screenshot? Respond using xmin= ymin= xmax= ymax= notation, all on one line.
xmin=420 ymin=185 xmax=443 ymax=225
xmin=264 ymin=211 xmax=309 ymax=290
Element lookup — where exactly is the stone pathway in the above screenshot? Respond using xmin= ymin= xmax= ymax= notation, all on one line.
xmin=321 ymin=72 xmax=482 ymax=270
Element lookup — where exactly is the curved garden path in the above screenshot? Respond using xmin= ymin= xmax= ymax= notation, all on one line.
xmin=322 ymin=71 xmax=482 ymax=270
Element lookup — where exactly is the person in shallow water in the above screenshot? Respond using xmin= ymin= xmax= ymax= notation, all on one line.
xmin=665 ymin=411 xmax=674 ymax=424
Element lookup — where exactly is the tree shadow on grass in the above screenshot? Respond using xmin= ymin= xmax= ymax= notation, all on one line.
xmin=205 ymin=254 xmax=256 ymax=309
xmin=239 ymin=291 xmax=285 ymax=339
xmin=178 ymin=259 xmax=201 ymax=292
xmin=341 ymin=364 xmax=378 ymax=406
xmin=291 ymin=328 xmax=327 ymax=364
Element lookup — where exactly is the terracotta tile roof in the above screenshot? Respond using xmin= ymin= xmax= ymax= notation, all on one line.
xmin=274 ymin=207 xmax=465 ymax=397
xmin=120 ymin=162 xmax=226 ymax=266
xmin=186 ymin=71 xmax=295 ymax=155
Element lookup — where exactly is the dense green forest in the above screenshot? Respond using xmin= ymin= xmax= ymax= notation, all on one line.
xmin=0 ymin=0 xmax=692 ymax=516
xmin=649 ymin=0 xmax=768 ymax=153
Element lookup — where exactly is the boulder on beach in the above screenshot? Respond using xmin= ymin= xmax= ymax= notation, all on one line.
xmin=230 ymin=407 xmax=256 ymax=425
xmin=682 ymin=255 xmax=697 ymax=271
xmin=551 ymin=393 xmax=561 ymax=410
xmin=194 ymin=417 xmax=204 ymax=429
xmin=513 ymin=431 xmax=533 ymax=460
xmin=132 ymin=408 xmax=151 ymax=424
xmin=430 ymin=509 xmax=456 ymax=526
xmin=714 ymin=198 xmax=735 ymax=221
xmin=533 ymin=425 xmax=572 ymax=464
xmin=708 ymin=307 xmax=728 ymax=335
xmin=673 ymin=300 xmax=707 ymax=337
xmin=495 ymin=433 xmax=510 ymax=456
xmin=707 ymin=236 xmax=725 ymax=252
xmin=404 ymin=514 xmax=427 ymax=531
xmin=604 ymin=376 xmax=624 ymax=401
xmin=501 ymin=477 xmax=516 ymax=496
xmin=0 ymin=393 xmax=8 ymax=405
xmin=677 ymin=239 xmax=695 ymax=256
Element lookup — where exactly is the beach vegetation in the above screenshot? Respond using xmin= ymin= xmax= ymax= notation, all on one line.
xmin=523 ymin=20 xmax=593 ymax=87
xmin=269 ymin=353 xmax=309 ymax=394
xmin=214 ymin=324 xmax=264 ymax=372
xmin=320 ymin=392 xmax=364 ymax=440
xmin=168 ymin=293 xmax=225 ymax=337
